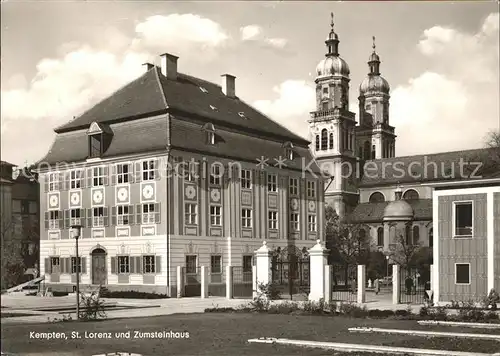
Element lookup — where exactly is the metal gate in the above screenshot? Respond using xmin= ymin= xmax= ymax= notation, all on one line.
xmin=208 ymin=267 xmax=226 ymax=297
xmin=271 ymin=246 xmax=310 ymax=300
xmin=399 ymin=267 xmax=429 ymax=304
xmin=331 ymin=264 xmax=358 ymax=302
xmin=232 ymin=266 xmax=253 ymax=298
xmin=183 ymin=267 xmax=201 ymax=297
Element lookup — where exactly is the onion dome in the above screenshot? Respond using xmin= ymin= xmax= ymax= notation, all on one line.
xmin=359 ymin=36 xmax=390 ymax=94
xmin=316 ymin=56 xmax=350 ymax=78
xmin=316 ymin=13 xmax=350 ymax=79
xmin=383 ymin=187 xmax=414 ymax=221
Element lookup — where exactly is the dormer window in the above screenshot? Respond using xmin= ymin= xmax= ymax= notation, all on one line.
xmin=202 ymin=123 xmax=216 ymax=145
xmin=283 ymin=142 xmax=294 ymax=160
xmin=209 ymin=105 xmax=218 ymax=111
xmin=238 ymin=112 xmax=247 ymax=119
xmin=87 ymin=122 xmax=113 ymax=159
xmin=89 ymin=134 xmax=102 ymax=158
xmin=199 ymin=86 xmax=208 ymax=93
xmin=323 ymin=87 xmax=328 ymax=94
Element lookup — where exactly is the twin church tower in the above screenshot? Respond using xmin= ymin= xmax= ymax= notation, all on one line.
xmin=308 ymin=13 xmax=396 ymax=217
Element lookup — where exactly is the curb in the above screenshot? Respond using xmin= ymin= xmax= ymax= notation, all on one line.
xmin=418 ymin=320 xmax=500 ymax=329
xmin=348 ymin=327 xmax=500 ymax=340
xmin=248 ymin=337 xmax=495 ymax=356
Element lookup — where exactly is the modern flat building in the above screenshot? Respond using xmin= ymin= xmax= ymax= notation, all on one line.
xmin=429 ymin=177 xmax=500 ymax=305
xmin=37 ymin=54 xmax=324 ymax=295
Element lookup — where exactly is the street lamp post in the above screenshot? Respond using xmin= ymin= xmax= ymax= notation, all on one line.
xmin=386 ymin=255 xmax=390 ymax=279
xmin=71 ymin=224 xmax=82 ymax=321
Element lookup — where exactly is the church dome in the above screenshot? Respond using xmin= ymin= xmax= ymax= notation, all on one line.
xmin=383 ymin=200 xmax=414 ymax=221
xmin=316 ymin=56 xmax=350 ymax=78
xmin=359 ymin=75 xmax=390 ymax=95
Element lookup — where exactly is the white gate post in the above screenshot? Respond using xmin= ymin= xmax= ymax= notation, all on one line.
xmin=176 ymin=266 xmax=184 ymax=298
xmin=308 ymin=240 xmax=329 ymax=302
xmin=201 ymin=266 xmax=209 ymax=299
xmin=324 ymin=265 xmax=332 ymax=303
xmin=255 ymin=242 xmax=272 ymax=297
xmin=252 ymin=265 xmax=257 ymax=298
xmin=226 ymin=266 xmax=233 ymax=299
xmin=392 ymin=264 xmax=400 ymax=305
xmin=357 ymin=265 xmax=366 ymax=304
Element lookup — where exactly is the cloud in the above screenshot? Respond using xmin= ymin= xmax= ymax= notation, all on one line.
xmin=392 ymin=12 xmax=499 ymax=155
xmin=1 ymin=13 xmax=230 ymax=165
xmin=240 ymin=25 xmax=262 ymax=41
xmin=134 ymin=14 xmax=229 ymax=53
xmin=254 ymin=80 xmax=315 ymax=136
xmin=264 ymin=38 xmax=288 ymax=49
xmin=240 ymin=24 xmax=288 ymax=49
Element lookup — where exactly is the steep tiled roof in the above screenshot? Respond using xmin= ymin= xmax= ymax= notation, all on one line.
xmin=40 ymin=115 xmax=322 ymax=173
xmin=55 ymin=67 xmax=308 ymax=145
xmin=349 ymin=199 xmax=433 ymax=223
xmin=359 ymin=148 xmax=500 ymax=187
xmin=55 ymin=69 xmax=167 ymax=133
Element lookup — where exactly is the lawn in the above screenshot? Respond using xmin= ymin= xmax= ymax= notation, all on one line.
xmin=1 ymin=313 xmax=499 ymax=355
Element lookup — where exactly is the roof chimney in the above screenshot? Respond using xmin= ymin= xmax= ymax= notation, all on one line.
xmin=142 ymin=62 xmax=154 ymax=73
xmin=160 ymin=53 xmax=178 ymax=80
xmin=221 ymin=74 xmax=236 ymax=98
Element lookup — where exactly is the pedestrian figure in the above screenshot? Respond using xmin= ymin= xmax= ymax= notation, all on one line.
xmin=374 ymin=277 xmax=380 ymax=295
xmin=351 ymin=277 xmax=356 ymax=294
xmin=405 ymin=276 xmax=413 ymax=295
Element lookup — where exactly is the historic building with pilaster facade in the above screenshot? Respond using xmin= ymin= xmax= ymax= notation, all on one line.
xmin=37 ymin=53 xmax=324 ymax=295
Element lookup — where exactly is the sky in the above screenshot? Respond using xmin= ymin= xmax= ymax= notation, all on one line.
xmin=1 ymin=1 xmax=499 ymax=167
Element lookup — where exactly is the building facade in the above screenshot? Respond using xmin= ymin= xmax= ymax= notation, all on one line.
xmin=430 ymin=179 xmax=500 ymax=305
xmin=38 ymin=55 xmax=324 ymax=295
xmin=0 ymin=161 xmax=40 ymax=286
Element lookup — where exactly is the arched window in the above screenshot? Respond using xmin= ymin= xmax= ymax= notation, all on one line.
xmin=321 ymin=129 xmax=328 ymax=150
xmin=429 ymin=228 xmax=433 ymax=248
xmin=377 ymin=227 xmax=384 ymax=247
xmin=315 ymin=135 xmax=320 ymax=151
xmin=329 ymin=133 xmax=334 ymax=149
xmin=405 ymin=225 xmax=412 ymax=245
xmin=358 ymin=146 xmax=363 ymax=160
xmin=371 ymin=145 xmax=376 ymax=159
xmin=403 ymin=189 xmax=419 ymax=200
xmin=363 ymin=141 xmax=370 ymax=160
xmin=369 ymin=192 xmax=385 ymax=203
xmin=413 ymin=226 xmax=420 ymax=244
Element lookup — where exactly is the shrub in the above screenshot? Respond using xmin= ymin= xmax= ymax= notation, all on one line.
xmin=98 ymin=287 xmax=168 ymax=299
xmin=79 ymin=291 xmax=106 ymax=321
xmin=482 ymin=289 xmax=500 ymax=311
xmin=326 ymin=301 xmax=338 ymax=314
xmin=268 ymin=302 xmax=301 ymax=314
xmin=303 ymin=299 xmax=326 ymax=314
xmin=338 ymin=302 xmax=368 ymax=318
xmin=205 ymin=307 xmax=236 ymax=313
xmin=368 ymin=309 xmax=394 ymax=318
xmin=256 ymin=282 xmax=281 ymax=301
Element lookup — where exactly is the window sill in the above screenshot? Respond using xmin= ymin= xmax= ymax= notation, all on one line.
xmin=455 ymin=283 xmax=471 ymax=286
xmin=452 ymin=235 xmax=473 ymax=239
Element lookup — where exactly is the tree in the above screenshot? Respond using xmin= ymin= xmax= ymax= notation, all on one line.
xmin=0 ymin=213 xmax=26 ymax=290
xmin=366 ymin=251 xmax=386 ymax=281
xmin=325 ymin=206 xmax=371 ymax=273
xmin=464 ymin=130 xmax=500 ymax=177
xmin=387 ymin=223 xmax=422 ymax=272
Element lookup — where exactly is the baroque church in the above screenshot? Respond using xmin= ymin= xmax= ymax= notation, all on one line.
xmin=308 ymin=14 xmax=498 ymax=257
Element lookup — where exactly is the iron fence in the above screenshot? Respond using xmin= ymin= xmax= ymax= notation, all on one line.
xmin=232 ymin=266 xmax=253 ymax=298
xmin=271 ymin=246 xmax=310 ymax=300
xmin=208 ymin=267 xmax=226 ymax=297
xmin=182 ymin=266 xmax=201 ymax=297
xmin=330 ymin=264 xmax=358 ymax=302
xmin=399 ymin=267 xmax=430 ymax=304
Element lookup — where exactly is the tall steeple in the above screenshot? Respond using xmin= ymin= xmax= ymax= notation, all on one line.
xmin=309 ymin=13 xmax=358 ymax=219
xmin=325 ymin=12 xmax=340 ymax=57
xmin=357 ymin=36 xmax=396 ymax=160
xmin=368 ymin=36 xmax=381 ymax=75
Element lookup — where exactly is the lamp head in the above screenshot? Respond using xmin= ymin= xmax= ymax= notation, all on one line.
xmin=71 ymin=224 xmax=82 ymax=239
